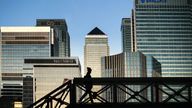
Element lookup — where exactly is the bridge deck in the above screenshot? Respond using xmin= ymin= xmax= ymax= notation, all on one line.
xmin=67 ymin=103 xmax=191 ymax=108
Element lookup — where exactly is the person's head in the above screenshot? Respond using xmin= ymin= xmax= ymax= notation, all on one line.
xmin=87 ymin=67 xmax=92 ymax=74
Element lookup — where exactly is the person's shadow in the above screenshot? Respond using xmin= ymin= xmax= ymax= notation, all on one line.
xmin=79 ymin=67 xmax=94 ymax=103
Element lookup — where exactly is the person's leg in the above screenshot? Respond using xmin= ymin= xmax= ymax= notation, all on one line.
xmin=88 ymin=91 xmax=94 ymax=103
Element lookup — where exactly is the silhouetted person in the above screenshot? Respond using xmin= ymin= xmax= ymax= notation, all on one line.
xmin=79 ymin=67 xmax=93 ymax=103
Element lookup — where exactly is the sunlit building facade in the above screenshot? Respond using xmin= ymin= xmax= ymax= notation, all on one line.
xmin=134 ymin=0 xmax=192 ymax=77
xmin=84 ymin=27 xmax=109 ymax=77
xmin=24 ymin=57 xmax=81 ymax=107
xmin=101 ymin=51 xmax=161 ymax=102
xmin=0 ymin=27 xmax=52 ymax=104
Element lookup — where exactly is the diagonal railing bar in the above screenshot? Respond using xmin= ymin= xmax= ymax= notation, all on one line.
xmin=130 ymin=83 xmax=153 ymax=102
xmin=29 ymin=77 xmax=192 ymax=107
xmin=158 ymin=84 xmax=184 ymax=103
xmin=95 ymin=95 xmax=109 ymax=103
xmin=162 ymin=84 xmax=189 ymax=102
xmin=164 ymin=84 xmax=189 ymax=102
xmin=116 ymin=85 xmax=134 ymax=103
xmin=81 ymin=96 xmax=90 ymax=104
xmin=76 ymin=84 xmax=86 ymax=91
xmin=28 ymin=80 xmax=71 ymax=108
xmin=55 ymin=88 xmax=70 ymax=107
xmin=157 ymin=85 xmax=180 ymax=102
xmin=121 ymin=84 xmax=150 ymax=102
xmin=77 ymin=84 xmax=112 ymax=103
xmin=97 ymin=85 xmax=112 ymax=95
xmin=157 ymin=86 xmax=172 ymax=99
xmin=95 ymin=93 xmax=110 ymax=103
xmin=51 ymin=85 xmax=70 ymax=100
xmin=120 ymin=85 xmax=143 ymax=103
xmin=55 ymin=91 xmax=66 ymax=107
xmin=139 ymin=83 xmax=153 ymax=94
xmin=62 ymin=89 xmax=70 ymax=102
xmin=51 ymin=97 xmax=65 ymax=105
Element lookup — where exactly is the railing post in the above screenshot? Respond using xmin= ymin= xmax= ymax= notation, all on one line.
xmin=188 ymin=84 xmax=191 ymax=102
xmin=113 ymin=84 xmax=117 ymax=103
xmin=155 ymin=83 xmax=159 ymax=103
xmin=151 ymin=86 xmax=154 ymax=102
xmin=70 ymin=82 xmax=76 ymax=104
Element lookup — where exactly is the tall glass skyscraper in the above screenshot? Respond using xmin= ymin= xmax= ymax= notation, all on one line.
xmin=0 ymin=27 xmax=52 ymax=102
xmin=36 ymin=19 xmax=71 ymax=57
xmin=134 ymin=0 xmax=192 ymax=77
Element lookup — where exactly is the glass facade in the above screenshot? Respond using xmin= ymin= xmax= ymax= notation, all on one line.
xmin=101 ymin=53 xmax=125 ymax=102
xmin=101 ymin=51 xmax=161 ymax=102
xmin=22 ymin=75 xmax=33 ymax=108
xmin=0 ymin=27 xmax=51 ymax=101
xmin=134 ymin=0 xmax=192 ymax=77
xmin=36 ymin=19 xmax=70 ymax=57
xmin=121 ymin=18 xmax=132 ymax=52
xmin=125 ymin=52 xmax=147 ymax=77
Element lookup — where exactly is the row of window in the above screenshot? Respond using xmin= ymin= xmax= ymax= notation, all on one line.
xmin=136 ymin=12 xmax=190 ymax=15
xmin=144 ymin=54 xmax=192 ymax=56
xmin=137 ymin=28 xmax=191 ymax=30
xmin=137 ymin=24 xmax=191 ymax=26
xmin=138 ymin=46 xmax=192 ymax=49
xmin=162 ymin=69 xmax=192 ymax=72
xmin=137 ymin=35 xmax=192 ymax=38
xmin=137 ymin=43 xmax=192 ymax=45
xmin=2 ymin=32 xmax=49 ymax=36
xmin=136 ymin=9 xmax=190 ymax=11
xmin=136 ymin=16 xmax=191 ymax=19
xmin=137 ymin=31 xmax=192 ymax=33
xmin=136 ymin=20 xmax=191 ymax=22
xmin=138 ymin=38 xmax=192 ymax=41
xmin=136 ymin=5 xmax=190 ymax=9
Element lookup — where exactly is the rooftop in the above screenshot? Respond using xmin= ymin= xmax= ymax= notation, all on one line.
xmin=87 ymin=27 xmax=106 ymax=35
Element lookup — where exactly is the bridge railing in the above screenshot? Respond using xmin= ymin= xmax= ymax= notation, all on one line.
xmin=71 ymin=77 xmax=192 ymax=104
xmin=28 ymin=77 xmax=192 ymax=108
xmin=28 ymin=80 xmax=71 ymax=108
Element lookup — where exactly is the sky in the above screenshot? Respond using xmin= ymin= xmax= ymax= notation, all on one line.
xmin=0 ymin=0 xmax=133 ymax=71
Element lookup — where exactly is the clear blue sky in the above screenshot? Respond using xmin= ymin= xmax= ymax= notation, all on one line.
xmin=0 ymin=0 xmax=133 ymax=67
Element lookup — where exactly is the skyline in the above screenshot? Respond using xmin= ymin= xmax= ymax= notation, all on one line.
xmin=0 ymin=0 xmax=134 ymax=68
xmin=1 ymin=0 xmax=192 ymax=107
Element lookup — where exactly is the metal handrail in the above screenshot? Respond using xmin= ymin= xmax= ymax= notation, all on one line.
xmin=27 ymin=80 xmax=71 ymax=108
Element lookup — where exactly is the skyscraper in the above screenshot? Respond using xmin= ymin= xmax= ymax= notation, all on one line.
xmin=0 ymin=27 xmax=52 ymax=104
xmin=133 ymin=0 xmax=192 ymax=77
xmin=121 ymin=18 xmax=132 ymax=52
xmin=84 ymin=27 xmax=109 ymax=77
xmin=36 ymin=19 xmax=70 ymax=57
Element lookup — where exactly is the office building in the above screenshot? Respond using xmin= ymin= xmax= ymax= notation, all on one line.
xmin=37 ymin=19 xmax=70 ymax=57
xmin=101 ymin=51 xmax=161 ymax=102
xmin=84 ymin=27 xmax=109 ymax=77
xmin=24 ymin=57 xmax=81 ymax=106
xmin=0 ymin=27 xmax=52 ymax=104
xmin=121 ymin=18 xmax=132 ymax=52
xmin=134 ymin=0 xmax=192 ymax=77
xmin=101 ymin=53 xmax=125 ymax=102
